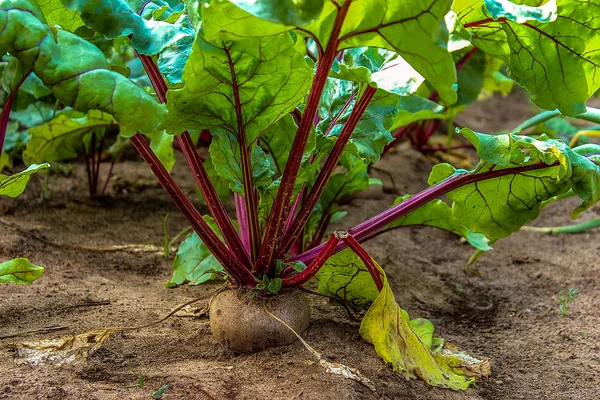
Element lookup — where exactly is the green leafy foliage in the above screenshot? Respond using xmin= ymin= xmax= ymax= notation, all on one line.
xmin=204 ymin=0 xmax=458 ymax=104
xmin=165 ymin=33 xmax=313 ymax=142
xmin=384 ymin=196 xmax=491 ymax=251
xmin=167 ymin=217 xmax=225 ymax=286
xmin=0 ymin=258 xmax=44 ymax=284
xmin=457 ymin=0 xmax=600 ymax=116
xmin=0 ymin=163 xmax=49 ymax=198
xmin=429 ymin=130 xmax=600 ymax=242
xmin=209 ymin=130 xmax=274 ymax=195
xmin=62 ymin=0 xmax=195 ymax=84
xmin=0 ymin=0 xmax=166 ymax=135
xmin=23 ymin=110 xmax=117 ymax=164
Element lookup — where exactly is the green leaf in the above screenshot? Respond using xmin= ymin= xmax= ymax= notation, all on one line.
xmin=0 ymin=163 xmax=49 ymax=198
xmin=429 ymin=129 xmax=600 ymax=242
xmin=165 ymin=34 xmax=312 ymax=143
xmin=0 ymin=258 xmax=44 ymax=284
xmin=1 ymin=56 xmax=51 ymax=100
xmin=230 ymin=0 xmax=324 ymax=26
xmin=385 ymin=195 xmax=491 ymax=251
xmin=458 ymin=0 xmax=600 ymax=116
xmin=23 ymin=110 xmax=117 ymax=164
xmin=149 ymin=131 xmax=176 ymax=172
xmin=204 ymin=0 xmax=458 ymax=104
xmin=209 ymin=129 xmax=274 ymax=195
xmin=36 ymin=0 xmax=85 ymax=32
xmin=316 ymin=248 xmax=380 ymax=311
xmin=0 ymin=1 xmax=167 ymax=135
xmin=305 ymin=153 xmax=370 ymax=244
xmin=260 ymin=115 xmax=315 ymax=179
xmin=317 ymin=80 xmax=395 ymax=163
xmin=331 ymin=47 xmax=426 ymax=97
xmin=318 ymin=250 xmax=487 ymax=389
xmin=62 ymin=0 xmax=195 ymax=84
xmin=168 ymin=217 xmax=225 ymax=286
xmin=267 ymin=277 xmax=282 ymax=293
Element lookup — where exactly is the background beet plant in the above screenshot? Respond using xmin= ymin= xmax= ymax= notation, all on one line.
xmin=2 ymin=0 xmax=600 ymax=391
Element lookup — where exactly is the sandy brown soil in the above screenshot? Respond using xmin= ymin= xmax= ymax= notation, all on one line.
xmin=1 ymin=91 xmax=599 ymax=399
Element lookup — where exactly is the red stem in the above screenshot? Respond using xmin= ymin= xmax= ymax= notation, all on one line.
xmin=223 ymin=44 xmax=261 ymax=262
xmin=281 ymin=233 xmax=340 ymax=287
xmin=235 ymin=193 xmax=251 ymax=253
xmin=463 ymin=17 xmax=506 ymax=28
xmin=0 ymin=70 xmax=31 ymax=153
xmin=138 ymin=53 xmax=253 ymax=270
xmin=291 ymin=159 xmax=566 ymax=264
xmin=255 ymin=1 xmax=351 ymax=274
xmin=277 ymin=85 xmax=377 ymax=260
xmin=341 ymin=234 xmax=383 ymax=291
xmin=101 ymin=150 xmax=119 ymax=195
xmin=130 ymin=133 xmax=256 ymax=286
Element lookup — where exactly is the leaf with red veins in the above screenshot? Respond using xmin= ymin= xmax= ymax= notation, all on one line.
xmin=165 ymin=34 xmax=313 ymax=144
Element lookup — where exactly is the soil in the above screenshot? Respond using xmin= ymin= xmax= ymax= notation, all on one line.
xmin=1 ymin=90 xmax=599 ymax=399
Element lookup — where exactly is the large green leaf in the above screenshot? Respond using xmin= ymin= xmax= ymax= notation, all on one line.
xmin=165 ymin=34 xmax=313 ymax=142
xmin=62 ymin=0 xmax=195 ymax=84
xmin=0 ymin=163 xmax=49 ymax=198
xmin=384 ymin=195 xmax=491 ymax=251
xmin=208 ymin=129 xmax=274 ymax=195
xmin=167 ymin=217 xmax=225 ymax=286
xmin=457 ymin=0 xmax=600 ymax=116
xmin=0 ymin=1 xmax=166 ymax=135
xmin=0 ymin=258 xmax=44 ymax=284
xmin=429 ymin=129 xmax=600 ymax=242
xmin=23 ymin=110 xmax=117 ymax=164
xmin=203 ymin=0 xmax=458 ymax=104
xmin=317 ymin=249 xmax=488 ymax=389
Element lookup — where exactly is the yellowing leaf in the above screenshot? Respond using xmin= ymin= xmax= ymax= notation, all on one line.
xmin=359 ymin=264 xmax=489 ymax=390
xmin=7 ymin=329 xmax=120 ymax=366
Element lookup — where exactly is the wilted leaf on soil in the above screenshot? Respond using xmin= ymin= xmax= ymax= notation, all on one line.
xmin=6 ymin=328 xmax=120 ymax=366
xmin=318 ymin=250 xmax=490 ymax=390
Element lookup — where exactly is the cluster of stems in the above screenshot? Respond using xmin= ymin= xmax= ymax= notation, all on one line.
xmin=124 ymin=9 xmax=600 ymax=289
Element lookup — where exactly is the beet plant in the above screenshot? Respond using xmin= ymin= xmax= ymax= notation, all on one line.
xmin=2 ymin=0 xmax=600 ymax=391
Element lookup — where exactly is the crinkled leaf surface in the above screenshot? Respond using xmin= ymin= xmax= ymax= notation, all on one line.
xmin=457 ymin=0 xmax=600 ymax=116
xmin=385 ymin=195 xmax=491 ymax=251
xmin=168 ymin=216 xmax=225 ymax=286
xmin=0 ymin=258 xmax=44 ymax=284
xmin=317 ymin=249 xmax=487 ymax=389
xmin=204 ymin=0 xmax=458 ymax=104
xmin=209 ymin=129 xmax=274 ymax=195
xmin=62 ymin=0 xmax=195 ymax=84
xmin=0 ymin=1 xmax=166 ymax=135
xmin=429 ymin=129 xmax=600 ymax=241
xmin=23 ymin=110 xmax=117 ymax=164
xmin=0 ymin=163 xmax=49 ymax=198
xmin=165 ymin=34 xmax=313 ymax=142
